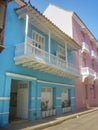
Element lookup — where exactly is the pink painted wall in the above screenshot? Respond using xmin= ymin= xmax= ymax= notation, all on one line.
xmin=72 ymin=17 xmax=98 ymax=111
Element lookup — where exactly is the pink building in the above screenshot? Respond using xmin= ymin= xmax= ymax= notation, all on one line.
xmin=44 ymin=4 xmax=98 ymax=111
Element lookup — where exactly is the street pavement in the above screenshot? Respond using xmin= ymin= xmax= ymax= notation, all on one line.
xmin=0 ymin=107 xmax=98 ymax=130
xmin=43 ymin=109 xmax=98 ymax=130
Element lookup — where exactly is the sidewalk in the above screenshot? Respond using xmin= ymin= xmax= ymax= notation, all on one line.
xmin=1 ymin=107 xmax=98 ymax=130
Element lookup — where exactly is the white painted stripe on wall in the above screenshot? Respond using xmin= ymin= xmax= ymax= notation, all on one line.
xmin=0 ymin=97 xmax=10 ymax=100
xmin=37 ymin=97 xmax=41 ymax=100
xmin=56 ymin=97 xmax=62 ymax=100
xmin=6 ymin=72 xmax=37 ymax=81
xmin=31 ymin=97 xmax=35 ymax=100
xmin=6 ymin=72 xmax=74 ymax=88
xmin=71 ymin=97 xmax=75 ymax=99
xmin=29 ymin=108 xmax=36 ymax=111
xmin=55 ymin=106 xmax=61 ymax=108
xmin=37 ymin=80 xmax=74 ymax=87
xmin=29 ymin=108 xmax=41 ymax=111
xmin=0 ymin=112 xmax=9 ymax=115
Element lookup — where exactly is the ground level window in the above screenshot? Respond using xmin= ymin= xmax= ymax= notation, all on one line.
xmin=41 ymin=87 xmax=53 ymax=110
xmin=62 ymin=89 xmax=70 ymax=107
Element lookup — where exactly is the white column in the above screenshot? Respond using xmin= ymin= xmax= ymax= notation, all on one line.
xmin=65 ymin=43 xmax=68 ymax=69
xmin=48 ymin=31 xmax=51 ymax=63
xmin=25 ymin=14 xmax=29 ymax=42
xmin=24 ymin=14 xmax=29 ymax=54
xmin=65 ymin=43 xmax=67 ymax=62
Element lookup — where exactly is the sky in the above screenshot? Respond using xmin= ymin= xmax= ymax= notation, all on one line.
xmin=25 ymin=0 xmax=98 ymax=40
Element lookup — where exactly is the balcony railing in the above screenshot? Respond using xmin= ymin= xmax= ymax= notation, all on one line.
xmin=81 ymin=42 xmax=89 ymax=54
xmin=81 ymin=67 xmax=95 ymax=77
xmin=81 ymin=67 xmax=95 ymax=82
xmin=14 ymin=37 xmax=80 ymax=78
xmin=91 ymin=50 xmax=97 ymax=60
xmin=94 ymin=72 xmax=98 ymax=80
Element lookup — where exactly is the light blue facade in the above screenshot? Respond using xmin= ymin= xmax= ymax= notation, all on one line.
xmin=0 ymin=1 xmax=76 ymax=126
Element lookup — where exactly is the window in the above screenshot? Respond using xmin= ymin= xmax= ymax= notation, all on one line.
xmin=41 ymin=87 xmax=53 ymax=109
xmin=85 ymin=85 xmax=88 ymax=99
xmin=57 ymin=46 xmax=66 ymax=60
xmin=81 ymin=31 xmax=85 ymax=42
xmin=32 ymin=31 xmax=45 ymax=50
xmin=90 ymin=40 xmax=94 ymax=50
xmin=93 ymin=85 xmax=96 ymax=98
xmin=92 ymin=62 xmax=94 ymax=69
xmin=62 ymin=89 xmax=70 ymax=107
xmin=83 ymin=57 xmax=86 ymax=67
xmin=62 ymin=89 xmax=68 ymax=101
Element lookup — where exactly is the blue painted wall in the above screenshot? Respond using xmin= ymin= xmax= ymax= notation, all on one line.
xmin=0 ymin=1 xmax=75 ymax=126
xmin=0 ymin=0 xmax=74 ymax=83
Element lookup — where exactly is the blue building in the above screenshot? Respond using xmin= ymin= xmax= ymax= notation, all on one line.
xmin=0 ymin=0 xmax=81 ymax=126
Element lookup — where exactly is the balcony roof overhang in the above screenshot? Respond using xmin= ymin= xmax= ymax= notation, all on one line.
xmin=81 ymin=67 xmax=95 ymax=82
xmin=15 ymin=4 xmax=81 ymax=51
xmin=73 ymin=13 xmax=97 ymax=44
xmin=14 ymin=55 xmax=80 ymax=79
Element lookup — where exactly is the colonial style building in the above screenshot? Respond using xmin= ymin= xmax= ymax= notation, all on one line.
xmin=44 ymin=4 xmax=98 ymax=111
xmin=0 ymin=0 xmax=80 ymax=126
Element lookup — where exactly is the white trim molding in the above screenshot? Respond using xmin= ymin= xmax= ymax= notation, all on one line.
xmin=37 ymin=80 xmax=74 ymax=87
xmin=29 ymin=108 xmax=36 ymax=111
xmin=0 ymin=97 xmax=10 ymax=100
xmin=29 ymin=108 xmax=41 ymax=111
xmin=56 ymin=97 xmax=62 ymax=100
xmin=71 ymin=97 xmax=75 ymax=99
xmin=0 ymin=112 xmax=9 ymax=115
xmin=6 ymin=72 xmax=74 ymax=88
xmin=6 ymin=72 xmax=37 ymax=81
xmin=37 ymin=97 xmax=41 ymax=100
xmin=55 ymin=106 xmax=61 ymax=108
xmin=31 ymin=97 xmax=35 ymax=100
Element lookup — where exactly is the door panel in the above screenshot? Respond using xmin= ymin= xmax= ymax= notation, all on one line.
xmin=17 ymin=82 xmax=28 ymax=119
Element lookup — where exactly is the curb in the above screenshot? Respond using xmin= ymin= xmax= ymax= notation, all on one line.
xmin=30 ymin=107 xmax=98 ymax=130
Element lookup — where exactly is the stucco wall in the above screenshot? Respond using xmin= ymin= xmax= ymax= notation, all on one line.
xmin=0 ymin=1 xmax=75 ymax=126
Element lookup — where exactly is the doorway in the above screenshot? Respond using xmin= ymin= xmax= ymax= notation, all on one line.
xmin=9 ymin=79 xmax=29 ymax=121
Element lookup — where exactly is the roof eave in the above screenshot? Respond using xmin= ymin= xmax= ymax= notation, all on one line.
xmin=15 ymin=4 xmax=81 ymax=50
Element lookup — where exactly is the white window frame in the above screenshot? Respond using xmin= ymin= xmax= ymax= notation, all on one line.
xmin=57 ymin=45 xmax=66 ymax=60
xmin=32 ymin=31 xmax=45 ymax=50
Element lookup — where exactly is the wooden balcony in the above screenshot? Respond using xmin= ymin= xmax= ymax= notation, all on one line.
xmin=14 ymin=38 xmax=80 ymax=78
